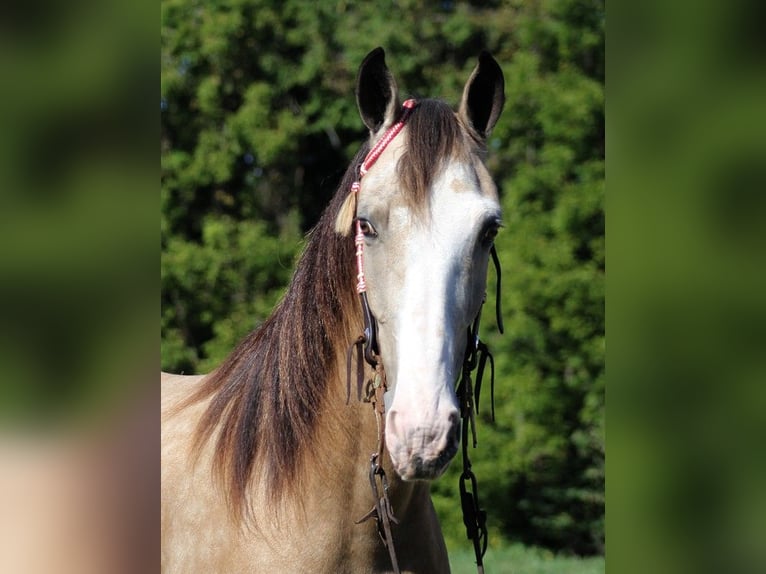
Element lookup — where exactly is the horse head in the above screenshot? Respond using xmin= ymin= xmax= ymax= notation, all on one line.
xmin=337 ymin=48 xmax=505 ymax=481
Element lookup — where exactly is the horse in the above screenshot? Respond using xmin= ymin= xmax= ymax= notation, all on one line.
xmin=161 ymin=47 xmax=505 ymax=573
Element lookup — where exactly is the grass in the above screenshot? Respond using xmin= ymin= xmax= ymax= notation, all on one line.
xmin=448 ymin=544 xmax=604 ymax=574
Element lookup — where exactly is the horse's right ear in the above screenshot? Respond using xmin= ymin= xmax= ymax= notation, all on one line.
xmin=356 ymin=47 xmax=400 ymax=134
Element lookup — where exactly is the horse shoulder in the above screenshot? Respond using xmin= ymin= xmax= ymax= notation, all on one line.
xmin=160 ymin=373 xmax=294 ymax=572
xmin=161 ymin=373 xmax=232 ymax=572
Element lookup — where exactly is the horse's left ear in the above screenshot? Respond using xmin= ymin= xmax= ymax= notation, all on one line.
xmin=458 ymin=51 xmax=505 ymax=138
xmin=356 ymin=47 xmax=401 ymax=135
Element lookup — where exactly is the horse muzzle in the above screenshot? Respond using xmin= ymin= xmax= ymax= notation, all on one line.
xmin=385 ymin=409 xmax=461 ymax=480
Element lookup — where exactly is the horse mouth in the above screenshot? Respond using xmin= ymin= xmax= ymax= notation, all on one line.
xmin=392 ymin=440 xmax=459 ymax=481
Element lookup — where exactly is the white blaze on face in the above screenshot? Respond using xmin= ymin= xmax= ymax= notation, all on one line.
xmin=358 ymin=144 xmax=500 ymax=481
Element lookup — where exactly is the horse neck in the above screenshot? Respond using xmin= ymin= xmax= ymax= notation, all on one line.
xmin=302 ymin=367 xmax=445 ymax=570
xmin=307 ymin=353 xmax=419 ymax=510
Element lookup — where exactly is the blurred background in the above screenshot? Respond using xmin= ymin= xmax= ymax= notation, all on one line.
xmin=160 ymin=1 xmax=604 ymax=571
xmin=0 ymin=0 xmax=156 ymax=571
xmin=608 ymin=1 xmax=766 ymax=573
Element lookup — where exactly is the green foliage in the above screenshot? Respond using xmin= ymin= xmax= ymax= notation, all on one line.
xmin=162 ymin=0 xmax=603 ymax=556
xmin=161 ymin=213 xmax=300 ymax=373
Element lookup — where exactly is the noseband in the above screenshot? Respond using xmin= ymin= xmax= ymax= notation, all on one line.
xmin=343 ymin=99 xmax=503 ymax=574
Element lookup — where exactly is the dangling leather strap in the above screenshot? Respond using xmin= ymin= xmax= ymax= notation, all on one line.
xmin=353 ymin=359 xmax=401 ymax=574
xmin=346 ymin=335 xmax=365 ymax=404
xmin=457 ymin=302 xmax=497 ymax=574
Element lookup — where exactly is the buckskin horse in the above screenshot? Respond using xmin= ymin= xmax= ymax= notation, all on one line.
xmin=162 ymin=47 xmax=505 ymax=573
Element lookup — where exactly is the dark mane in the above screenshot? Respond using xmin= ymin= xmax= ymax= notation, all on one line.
xmin=183 ymin=145 xmax=367 ymax=520
xmin=183 ymin=98 xmax=477 ymax=521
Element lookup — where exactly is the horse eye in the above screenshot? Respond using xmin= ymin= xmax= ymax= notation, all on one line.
xmin=357 ymin=219 xmax=378 ymax=238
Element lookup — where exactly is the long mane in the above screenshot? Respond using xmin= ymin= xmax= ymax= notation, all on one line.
xmin=182 ymin=99 xmax=471 ymax=520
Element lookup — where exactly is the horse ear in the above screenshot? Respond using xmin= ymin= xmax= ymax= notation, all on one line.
xmin=356 ymin=47 xmax=400 ymax=134
xmin=458 ymin=51 xmax=505 ymax=138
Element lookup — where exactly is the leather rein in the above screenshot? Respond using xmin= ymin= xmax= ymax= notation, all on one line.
xmin=344 ymin=99 xmax=503 ymax=574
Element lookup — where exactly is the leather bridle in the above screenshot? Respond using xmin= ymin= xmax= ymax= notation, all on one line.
xmin=455 ymin=251 xmax=503 ymax=574
xmin=344 ymin=99 xmax=503 ymax=574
